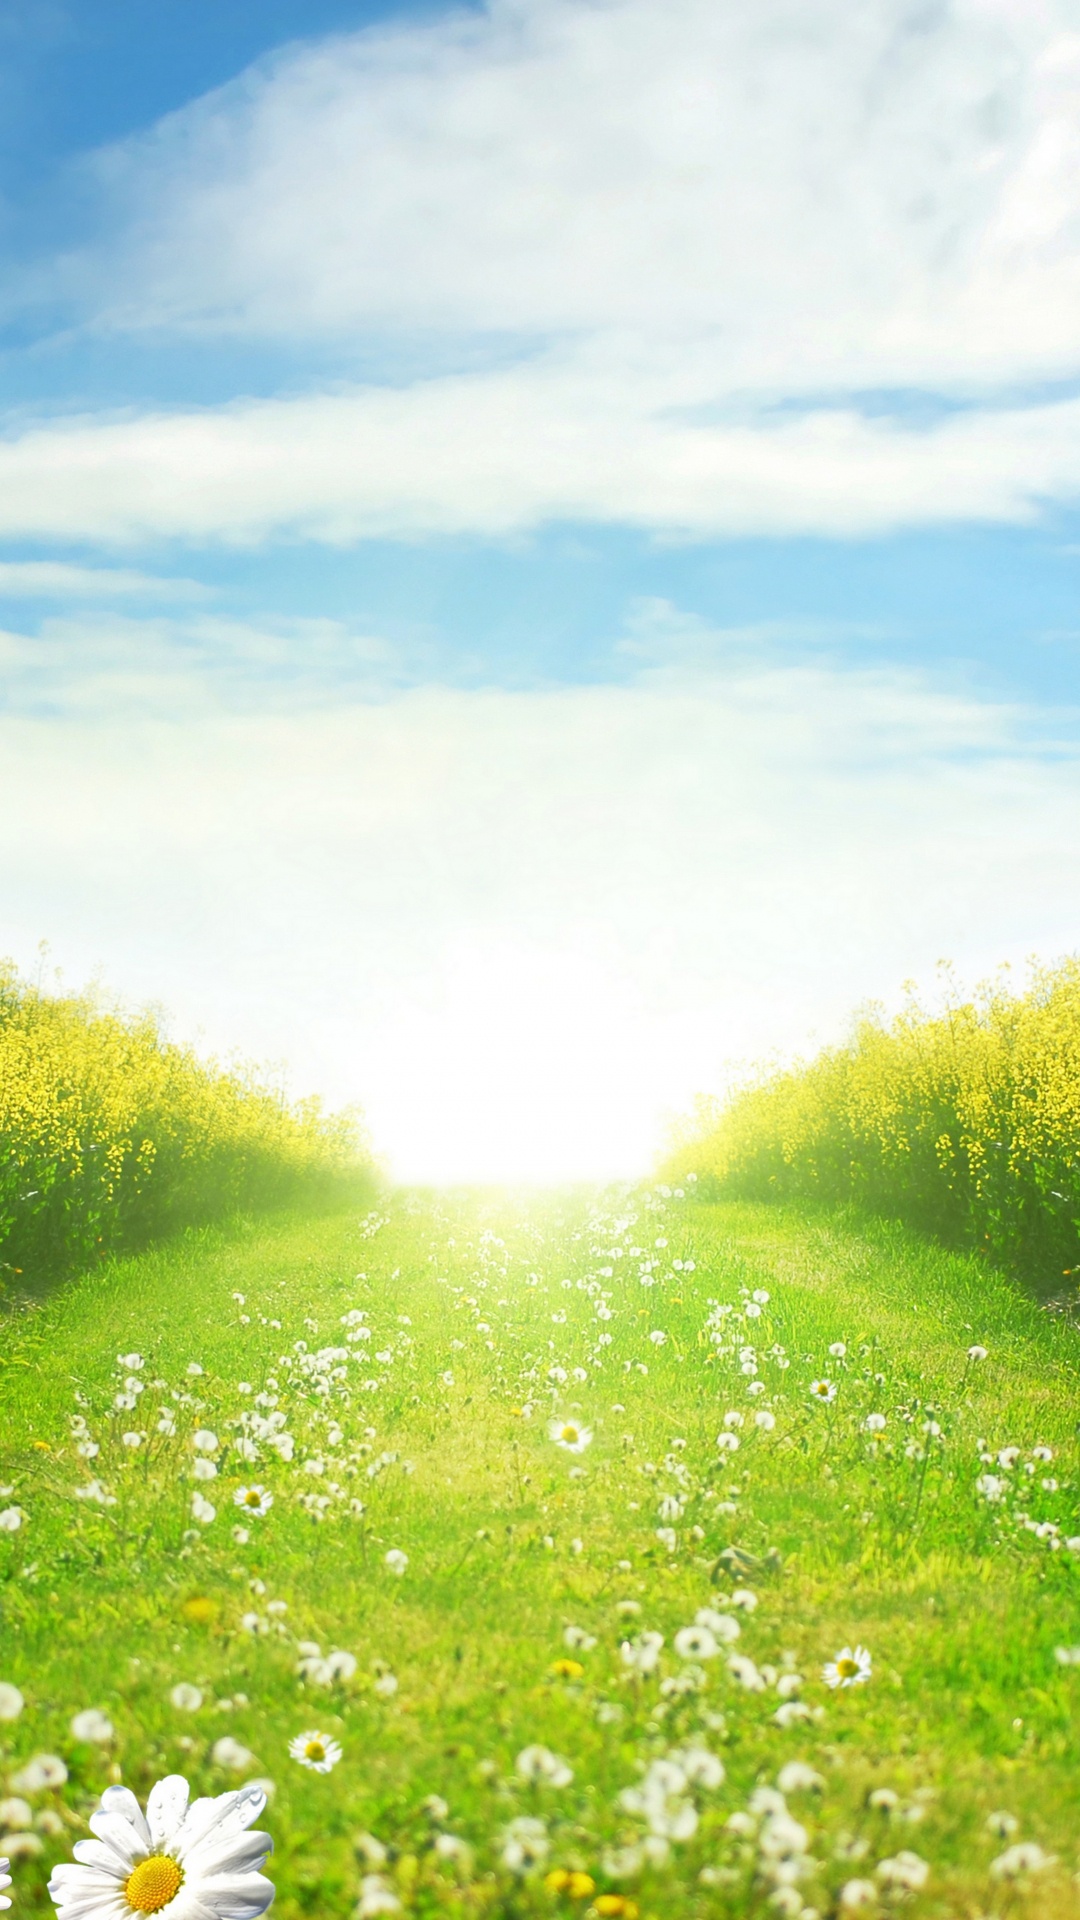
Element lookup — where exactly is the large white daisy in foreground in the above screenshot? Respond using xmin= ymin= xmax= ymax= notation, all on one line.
xmin=48 ymin=1776 xmax=273 ymax=1918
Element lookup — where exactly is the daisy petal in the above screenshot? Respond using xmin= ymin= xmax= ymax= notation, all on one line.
xmin=83 ymin=1813 xmax=144 ymax=1869
xmin=147 ymin=1774 xmax=191 ymax=1848
xmin=192 ymin=1870 xmax=276 ymax=1919
xmin=97 ymin=1787 xmax=152 ymax=1849
xmin=184 ymin=1831 xmax=273 ymax=1880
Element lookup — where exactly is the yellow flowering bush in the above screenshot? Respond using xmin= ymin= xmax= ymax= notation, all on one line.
xmin=666 ymin=960 xmax=1080 ymax=1280
xmin=0 ymin=963 xmax=370 ymax=1278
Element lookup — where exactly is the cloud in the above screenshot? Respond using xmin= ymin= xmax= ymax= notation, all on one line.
xmin=75 ymin=0 xmax=1080 ymax=393
xmin=3 ymin=617 xmax=1079 ymax=1180
xmin=0 ymin=608 xmax=402 ymax=717
xmin=5 ymin=0 xmax=1080 ymax=545
xmin=2 ymin=371 xmax=1080 ymax=545
xmin=0 ymin=560 xmax=208 ymax=600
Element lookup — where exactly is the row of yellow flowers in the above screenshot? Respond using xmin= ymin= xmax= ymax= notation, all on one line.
xmin=0 ymin=962 xmax=369 ymax=1281
xmin=665 ymin=960 xmax=1080 ymax=1283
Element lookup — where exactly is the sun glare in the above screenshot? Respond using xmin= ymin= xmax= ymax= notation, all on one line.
xmin=357 ymin=943 xmax=669 ymax=1186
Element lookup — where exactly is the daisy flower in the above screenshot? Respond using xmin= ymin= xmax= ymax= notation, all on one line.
xmin=989 ymin=1843 xmax=1055 ymax=1880
xmin=809 ymin=1380 xmax=836 ymax=1404
xmin=47 ymin=1775 xmax=272 ymax=1919
xmin=0 ymin=1860 xmax=10 ymax=1912
xmin=233 ymin=1487 xmax=273 ymax=1518
xmin=289 ymin=1731 xmax=342 ymax=1773
xmin=70 ymin=1710 xmax=113 ymax=1744
xmin=823 ymin=1645 xmax=872 ymax=1688
xmin=673 ymin=1625 xmax=719 ymax=1661
xmin=501 ymin=1816 xmax=549 ymax=1872
xmin=515 ymin=1745 xmax=573 ymax=1786
xmin=694 ymin=1608 xmax=740 ymax=1643
xmin=549 ymin=1419 xmax=592 ymax=1453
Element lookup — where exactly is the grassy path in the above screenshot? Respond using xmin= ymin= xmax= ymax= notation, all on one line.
xmin=1 ymin=1187 xmax=1079 ymax=1918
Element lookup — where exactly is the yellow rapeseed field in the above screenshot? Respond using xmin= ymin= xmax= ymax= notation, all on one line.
xmin=0 ymin=962 xmax=369 ymax=1281
xmin=665 ymin=959 xmax=1080 ymax=1286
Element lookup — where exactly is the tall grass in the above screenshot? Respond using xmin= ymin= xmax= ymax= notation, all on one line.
xmin=0 ymin=961 xmax=371 ymax=1280
xmin=665 ymin=958 xmax=1080 ymax=1285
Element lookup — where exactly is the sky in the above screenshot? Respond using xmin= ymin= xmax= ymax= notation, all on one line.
xmin=3 ymin=0 xmax=1080 ymax=1182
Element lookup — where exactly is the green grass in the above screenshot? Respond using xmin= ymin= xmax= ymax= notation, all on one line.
xmin=1 ymin=1186 xmax=1079 ymax=1919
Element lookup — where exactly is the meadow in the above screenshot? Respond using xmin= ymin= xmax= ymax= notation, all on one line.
xmin=1 ymin=1182 xmax=1078 ymax=1919
xmin=0 ymin=963 xmax=369 ymax=1285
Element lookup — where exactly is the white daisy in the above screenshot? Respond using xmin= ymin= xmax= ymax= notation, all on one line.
xmin=548 ymin=1419 xmax=592 ymax=1453
xmin=233 ymin=1487 xmax=273 ymax=1518
xmin=777 ymin=1762 xmax=824 ymax=1794
xmin=12 ymin=1754 xmax=67 ymax=1792
xmin=70 ymin=1710 xmax=114 ymax=1744
xmin=501 ymin=1816 xmax=549 ymax=1872
xmin=288 ymin=1731 xmax=342 ymax=1773
xmin=809 ymin=1380 xmax=836 ymax=1404
xmin=563 ymin=1626 xmax=597 ymax=1652
xmin=0 ymin=1859 xmax=10 ymax=1912
xmin=694 ymin=1608 xmax=740 ymax=1643
xmin=0 ymin=1685 xmax=23 ymax=1722
xmin=47 ymin=1775 xmax=272 ymax=1919
xmin=990 ymin=1842 xmax=1055 ymax=1879
xmin=673 ymin=1625 xmax=719 ymax=1661
xmin=823 ymin=1645 xmax=872 ymax=1688
xmin=876 ymin=1851 xmax=929 ymax=1891
xmin=515 ymin=1745 xmax=572 ymax=1786
xmin=357 ymin=1874 xmax=401 ymax=1915
xmin=838 ymin=1879 xmax=877 ymax=1910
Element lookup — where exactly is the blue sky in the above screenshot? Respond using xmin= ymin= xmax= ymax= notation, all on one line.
xmin=3 ymin=0 xmax=1080 ymax=1179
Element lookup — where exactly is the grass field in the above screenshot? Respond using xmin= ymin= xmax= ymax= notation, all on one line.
xmin=2 ymin=1185 xmax=1079 ymax=1918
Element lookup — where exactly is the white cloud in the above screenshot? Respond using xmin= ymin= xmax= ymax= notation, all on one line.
xmin=1 ymin=371 xmax=1080 ymax=544
xmin=3 ymin=621 xmax=1079 ymax=1182
xmin=0 ymin=560 xmax=207 ymax=600
xmin=82 ymin=0 xmax=1080 ymax=392
xmin=0 ymin=609 xmax=401 ymax=715
xmin=4 ymin=0 xmax=1080 ymax=543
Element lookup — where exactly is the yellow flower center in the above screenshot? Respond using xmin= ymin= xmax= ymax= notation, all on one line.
xmin=837 ymin=1657 xmax=859 ymax=1679
xmin=305 ymin=1740 xmax=326 ymax=1762
xmin=125 ymin=1856 xmax=183 ymax=1914
xmin=243 ymin=1491 xmax=262 ymax=1507
xmin=560 ymin=1426 xmax=578 ymax=1443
